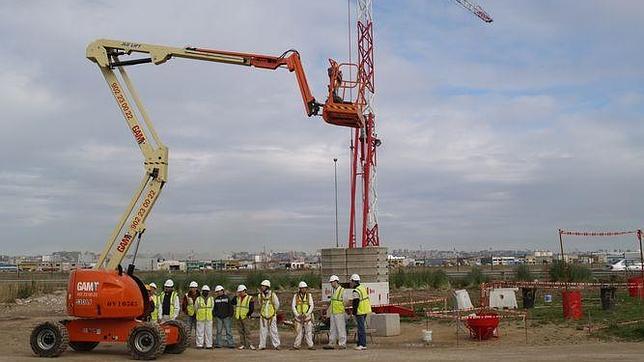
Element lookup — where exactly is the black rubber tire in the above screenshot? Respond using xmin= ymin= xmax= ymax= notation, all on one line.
xmin=69 ymin=341 xmax=100 ymax=352
xmin=162 ymin=319 xmax=189 ymax=354
xmin=127 ymin=322 xmax=166 ymax=360
xmin=30 ymin=321 xmax=69 ymax=357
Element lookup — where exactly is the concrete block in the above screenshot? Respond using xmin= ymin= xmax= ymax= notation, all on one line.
xmin=369 ymin=313 xmax=400 ymax=336
xmin=321 ymin=247 xmax=347 ymax=253
xmin=346 ymin=247 xmax=388 ymax=256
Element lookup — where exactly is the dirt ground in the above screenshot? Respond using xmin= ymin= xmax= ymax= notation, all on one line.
xmin=2 ymin=291 xmax=643 ymax=361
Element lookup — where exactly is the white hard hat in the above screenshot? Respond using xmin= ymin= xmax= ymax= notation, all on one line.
xmin=189 ymin=281 xmax=198 ymax=288
xmin=237 ymin=284 xmax=247 ymax=292
xmin=260 ymin=279 xmax=271 ymax=288
xmin=298 ymin=281 xmax=308 ymax=288
xmin=214 ymin=285 xmax=224 ymax=292
xmin=350 ymin=274 xmax=360 ymax=282
xmin=149 ymin=282 xmax=157 ymax=289
xmin=164 ymin=279 xmax=174 ymax=288
xmin=329 ymin=275 xmax=340 ymax=283
xmin=202 ymin=285 xmax=210 ymax=291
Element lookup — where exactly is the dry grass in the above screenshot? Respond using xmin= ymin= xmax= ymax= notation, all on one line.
xmin=0 ymin=281 xmax=56 ymax=303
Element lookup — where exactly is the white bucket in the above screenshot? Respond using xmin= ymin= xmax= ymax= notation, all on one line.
xmin=422 ymin=329 xmax=433 ymax=344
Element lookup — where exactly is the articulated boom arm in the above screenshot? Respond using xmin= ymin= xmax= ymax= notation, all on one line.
xmin=87 ymin=39 xmax=321 ymax=117
xmin=87 ymin=39 xmax=321 ymax=270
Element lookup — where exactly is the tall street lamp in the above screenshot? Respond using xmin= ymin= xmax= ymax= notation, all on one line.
xmin=333 ymin=158 xmax=339 ymax=248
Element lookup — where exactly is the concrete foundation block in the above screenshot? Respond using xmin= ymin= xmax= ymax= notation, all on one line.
xmin=369 ymin=313 xmax=400 ymax=336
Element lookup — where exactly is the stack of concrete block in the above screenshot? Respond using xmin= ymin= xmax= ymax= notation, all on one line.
xmin=320 ymin=248 xmax=348 ymax=282
xmin=321 ymin=247 xmax=388 ymax=283
xmin=346 ymin=247 xmax=388 ymax=283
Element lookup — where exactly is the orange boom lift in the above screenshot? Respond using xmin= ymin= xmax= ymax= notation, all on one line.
xmin=29 ymin=39 xmax=362 ymax=360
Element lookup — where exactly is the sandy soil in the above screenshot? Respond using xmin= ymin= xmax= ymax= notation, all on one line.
xmin=2 ymin=291 xmax=643 ymax=361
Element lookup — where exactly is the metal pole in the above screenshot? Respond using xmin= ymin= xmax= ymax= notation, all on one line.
xmin=638 ymin=230 xmax=643 ymax=280
xmin=334 ymin=158 xmax=339 ymax=248
xmin=559 ymin=229 xmax=565 ymax=263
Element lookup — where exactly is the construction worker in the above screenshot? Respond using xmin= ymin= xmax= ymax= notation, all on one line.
xmin=257 ymin=279 xmax=280 ymax=350
xmin=159 ymin=279 xmax=180 ymax=322
xmin=212 ymin=285 xmax=235 ymax=348
xmin=182 ymin=281 xmax=199 ymax=333
xmin=324 ymin=275 xmax=347 ymax=349
xmin=193 ymin=285 xmax=214 ymax=348
xmin=291 ymin=281 xmax=315 ymax=350
xmin=231 ymin=284 xmax=255 ymax=350
xmin=350 ymin=274 xmax=371 ymax=351
xmin=148 ymin=282 xmax=159 ymax=322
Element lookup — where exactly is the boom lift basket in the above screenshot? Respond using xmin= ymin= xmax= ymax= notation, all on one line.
xmin=322 ymin=60 xmax=365 ymax=128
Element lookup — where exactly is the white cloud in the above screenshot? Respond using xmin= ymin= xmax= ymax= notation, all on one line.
xmin=1 ymin=1 xmax=643 ymax=253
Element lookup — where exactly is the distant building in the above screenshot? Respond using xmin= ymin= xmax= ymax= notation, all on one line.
xmin=388 ymin=255 xmax=405 ymax=268
xmin=0 ymin=263 xmax=18 ymax=272
xmin=157 ymin=260 xmax=186 ymax=272
xmin=481 ymin=256 xmax=518 ymax=266
xmin=211 ymin=259 xmax=241 ymax=270
xmin=533 ymin=250 xmax=554 ymax=264
xmin=423 ymin=258 xmax=450 ymax=267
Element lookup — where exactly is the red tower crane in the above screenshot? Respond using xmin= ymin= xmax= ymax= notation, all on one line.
xmin=342 ymin=0 xmax=493 ymax=248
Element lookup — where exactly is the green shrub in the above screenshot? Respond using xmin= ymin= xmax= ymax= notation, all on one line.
xmin=299 ymin=272 xmax=322 ymax=289
xmin=568 ymin=263 xmax=592 ymax=282
xmin=465 ymin=266 xmax=488 ymax=286
xmin=548 ymin=261 xmax=592 ymax=282
xmin=431 ymin=269 xmax=449 ymax=289
xmin=515 ymin=264 xmax=534 ymax=281
xmin=391 ymin=269 xmax=406 ymax=289
xmin=244 ymin=271 xmax=271 ymax=291
xmin=389 ymin=268 xmax=450 ymax=289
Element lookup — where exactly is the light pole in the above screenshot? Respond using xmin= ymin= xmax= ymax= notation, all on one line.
xmin=333 ymin=158 xmax=339 ymax=248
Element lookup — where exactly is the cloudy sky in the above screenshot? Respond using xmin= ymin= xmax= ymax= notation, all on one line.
xmin=1 ymin=1 xmax=643 ymax=256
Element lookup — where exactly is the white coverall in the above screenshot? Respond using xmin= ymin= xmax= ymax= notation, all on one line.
xmin=258 ymin=290 xmax=280 ymax=349
xmin=327 ymin=287 xmax=347 ymax=347
xmin=194 ymin=296 xmax=214 ymax=348
xmin=291 ymin=292 xmax=314 ymax=348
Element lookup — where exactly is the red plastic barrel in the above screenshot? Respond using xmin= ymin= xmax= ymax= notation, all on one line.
xmin=627 ymin=276 xmax=644 ymax=298
xmin=465 ymin=313 xmax=499 ymax=341
xmin=562 ymin=290 xmax=583 ymax=320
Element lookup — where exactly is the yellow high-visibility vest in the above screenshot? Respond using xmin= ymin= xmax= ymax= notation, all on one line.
xmin=295 ymin=293 xmax=311 ymax=315
xmin=195 ymin=295 xmax=214 ymax=321
xmin=330 ymin=286 xmax=345 ymax=315
xmin=234 ymin=295 xmax=252 ymax=320
xmin=259 ymin=291 xmax=277 ymax=319
xmin=150 ymin=294 xmax=160 ymax=321
xmin=355 ymin=284 xmax=372 ymax=315
xmin=161 ymin=291 xmax=179 ymax=318
xmin=186 ymin=296 xmax=195 ymax=317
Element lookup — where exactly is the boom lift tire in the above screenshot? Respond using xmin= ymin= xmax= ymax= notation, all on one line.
xmin=127 ymin=322 xmax=166 ymax=360
xmin=162 ymin=319 xmax=189 ymax=354
xmin=69 ymin=341 xmax=100 ymax=352
xmin=30 ymin=321 xmax=69 ymax=357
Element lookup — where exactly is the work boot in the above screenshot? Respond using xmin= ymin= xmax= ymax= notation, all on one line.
xmin=290 ymin=346 xmax=299 ymax=350
xmin=308 ymin=346 xmax=316 ymax=350
xmin=323 ymin=345 xmax=335 ymax=350
xmin=274 ymin=346 xmax=280 ymax=351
